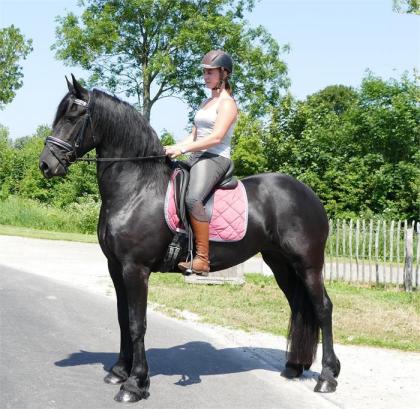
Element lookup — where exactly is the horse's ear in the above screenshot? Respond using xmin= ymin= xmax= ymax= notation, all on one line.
xmin=66 ymin=75 xmax=75 ymax=94
xmin=70 ymin=73 xmax=89 ymax=100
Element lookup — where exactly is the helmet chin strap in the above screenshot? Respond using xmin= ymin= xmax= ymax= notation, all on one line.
xmin=211 ymin=68 xmax=227 ymax=91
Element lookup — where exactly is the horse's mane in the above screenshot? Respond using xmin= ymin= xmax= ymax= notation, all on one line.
xmin=54 ymin=89 xmax=171 ymax=193
xmin=91 ymin=89 xmax=165 ymax=157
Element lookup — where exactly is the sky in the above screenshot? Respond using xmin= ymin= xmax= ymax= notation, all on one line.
xmin=0 ymin=0 xmax=419 ymax=141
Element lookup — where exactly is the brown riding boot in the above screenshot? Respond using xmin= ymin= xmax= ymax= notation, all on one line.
xmin=178 ymin=217 xmax=210 ymax=275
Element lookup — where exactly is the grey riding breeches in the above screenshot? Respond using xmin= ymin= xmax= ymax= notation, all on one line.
xmin=182 ymin=152 xmax=232 ymax=222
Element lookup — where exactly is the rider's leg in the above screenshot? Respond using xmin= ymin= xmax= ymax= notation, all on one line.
xmin=178 ymin=153 xmax=231 ymax=274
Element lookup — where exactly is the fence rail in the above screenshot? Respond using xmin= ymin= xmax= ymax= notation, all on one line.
xmin=323 ymin=219 xmax=419 ymax=289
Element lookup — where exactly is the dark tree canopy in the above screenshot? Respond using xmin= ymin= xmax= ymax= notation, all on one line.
xmin=0 ymin=25 xmax=33 ymax=109
xmin=52 ymin=0 xmax=289 ymax=120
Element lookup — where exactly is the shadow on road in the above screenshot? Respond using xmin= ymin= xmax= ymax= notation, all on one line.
xmin=55 ymin=341 xmax=320 ymax=386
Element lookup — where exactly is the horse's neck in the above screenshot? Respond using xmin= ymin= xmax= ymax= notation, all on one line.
xmin=91 ymin=96 xmax=170 ymax=205
xmin=96 ymin=158 xmax=171 ymax=210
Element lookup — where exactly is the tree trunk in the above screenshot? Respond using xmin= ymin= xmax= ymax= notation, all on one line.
xmin=142 ymin=71 xmax=151 ymax=122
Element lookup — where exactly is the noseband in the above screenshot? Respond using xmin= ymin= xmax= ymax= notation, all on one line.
xmin=45 ymin=95 xmax=166 ymax=168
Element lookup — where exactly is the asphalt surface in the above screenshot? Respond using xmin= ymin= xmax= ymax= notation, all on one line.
xmin=1 ymin=235 xmax=420 ymax=409
xmin=0 ymin=266 xmax=336 ymax=409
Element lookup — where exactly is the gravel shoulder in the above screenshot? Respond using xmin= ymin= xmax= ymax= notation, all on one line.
xmin=1 ymin=235 xmax=419 ymax=409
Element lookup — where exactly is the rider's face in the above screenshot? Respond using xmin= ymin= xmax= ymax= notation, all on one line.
xmin=203 ymin=68 xmax=221 ymax=89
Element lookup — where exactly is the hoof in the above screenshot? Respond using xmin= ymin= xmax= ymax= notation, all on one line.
xmin=104 ymin=373 xmax=126 ymax=385
xmin=314 ymin=376 xmax=338 ymax=393
xmin=281 ymin=362 xmax=303 ymax=379
xmin=114 ymin=389 xmax=149 ymax=403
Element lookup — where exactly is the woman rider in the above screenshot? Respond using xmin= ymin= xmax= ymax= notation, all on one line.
xmin=164 ymin=50 xmax=238 ymax=275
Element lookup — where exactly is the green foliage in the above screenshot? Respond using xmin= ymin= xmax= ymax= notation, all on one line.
xmin=231 ymin=113 xmax=267 ymax=177
xmin=160 ymin=129 xmax=176 ymax=146
xmin=0 ymin=195 xmax=99 ymax=234
xmin=0 ymin=25 xmax=33 ymax=109
xmin=0 ymin=125 xmax=14 ymax=198
xmin=262 ymin=74 xmax=419 ymax=220
xmin=0 ymin=124 xmax=99 ymax=207
xmin=52 ymin=0 xmax=289 ymax=120
xmin=393 ymin=0 xmax=420 ymax=14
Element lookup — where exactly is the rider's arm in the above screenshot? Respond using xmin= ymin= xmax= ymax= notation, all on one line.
xmin=182 ymin=99 xmax=237 ymax=153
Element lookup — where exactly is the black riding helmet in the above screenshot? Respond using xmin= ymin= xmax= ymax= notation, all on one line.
xmin=200 ymin=50 xmax=233 ymax=74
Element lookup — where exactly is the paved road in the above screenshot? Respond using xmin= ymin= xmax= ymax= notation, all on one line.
xmin=1 ymin=235 xmax=420 ymax=409
xmin=0 ymin=266 xmax=336 ymax=409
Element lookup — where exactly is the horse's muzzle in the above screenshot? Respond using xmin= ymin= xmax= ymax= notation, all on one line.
xmin=39 ymin=147 xmax=68 ymax=178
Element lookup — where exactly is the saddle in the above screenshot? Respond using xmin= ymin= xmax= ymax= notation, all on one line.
xmin=162 ymin=160 xmax=246 ymax=273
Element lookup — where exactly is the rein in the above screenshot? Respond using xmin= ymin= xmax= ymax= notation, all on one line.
xmin=45 ymin=94 xmax=167 ymax=166
xmin=76 ymin=155 xmax=167 ymax=162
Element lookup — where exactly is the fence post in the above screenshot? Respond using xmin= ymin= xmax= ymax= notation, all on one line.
xmin=404 ymin=225 xmax=413 ymax=292
xmin=390 ymin=220 xmax=394 ymax=284
xmin=369 ymin=219 xmax=373 ymax=283
xmin=375 ymin=220 xmax=380 ymax=285
xmin=383 ymin=220 xmax=387 ymax=286
xmin=397 ymin=220 xmax=401 ymax=286
xmin=356 ymin=219 xmax=360 ymax=282
xmin=342 ymin=219 xmax=346 ymax=281
xmin=362 ymin=219 xmax=366 ymax=283
xmin=329 ymin=219 xmax=334 ymax=282
xmin=416 ymin=222 xmax=419 ymax=289
xmin=336 ymin=219 xmax=340 ymax=281
xmin=349 ymin=219 xmax=353 ymax=283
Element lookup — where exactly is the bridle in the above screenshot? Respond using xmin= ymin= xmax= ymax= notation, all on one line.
xmin=45 ymin=93 xmax=166 ymax=170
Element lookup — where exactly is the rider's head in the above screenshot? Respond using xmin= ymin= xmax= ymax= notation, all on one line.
xmin=201 ymin=50 xmax=233 ymax=94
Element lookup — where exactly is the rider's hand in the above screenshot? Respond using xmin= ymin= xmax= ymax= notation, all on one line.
xmin=164 ymin=145 xmax=182 ymax=159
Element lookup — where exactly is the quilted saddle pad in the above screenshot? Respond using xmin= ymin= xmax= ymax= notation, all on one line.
xmin=164 ymin=174 xmax=248 ymax=242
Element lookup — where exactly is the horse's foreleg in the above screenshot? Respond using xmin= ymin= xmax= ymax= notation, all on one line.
xmin=114 ymin=264 xmax=150 ymax=403
xmin=297 ymin=265 xmax=341 ymax=393
xmin=104 ymin=259 xmax=132 ymax=385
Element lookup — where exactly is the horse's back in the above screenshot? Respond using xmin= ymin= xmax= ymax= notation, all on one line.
xmin=241 ymin=172 xmax=329 ymax=251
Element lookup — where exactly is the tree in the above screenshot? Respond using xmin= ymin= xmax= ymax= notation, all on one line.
xmin=231 ymin=112 xmax=267 ymax=177
xmin=159 ymin=129 xmax=176 ymax=146
xmin=393 ymin=0 xmax=420 ymax=14
xmin=0 ymin=25 xmax=33 ymax=109
xmin=264 ymin=74 xmax=419 ymax=219
xmin=0 ymin=125 xmax=15 ymax=198
xmin=52 ymin=0 xmax=289 ymax=120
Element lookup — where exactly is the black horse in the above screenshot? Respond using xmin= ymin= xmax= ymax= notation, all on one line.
xmin=39 ymin=76 xmax=340 ymax=403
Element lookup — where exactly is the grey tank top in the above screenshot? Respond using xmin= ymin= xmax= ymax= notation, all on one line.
xmin=193 ymin=97 xmax=236 ymax=158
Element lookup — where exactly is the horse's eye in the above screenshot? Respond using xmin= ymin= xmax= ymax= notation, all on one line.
xmin=70 ymin=104 xmax=78 ymax=112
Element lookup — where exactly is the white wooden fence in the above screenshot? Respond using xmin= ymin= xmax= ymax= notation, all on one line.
xmin=323 ymin=219 xmax=419 ymax=290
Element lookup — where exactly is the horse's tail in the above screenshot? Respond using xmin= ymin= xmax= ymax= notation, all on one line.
xmin=286 ymin=274 xmax=319 ymax=367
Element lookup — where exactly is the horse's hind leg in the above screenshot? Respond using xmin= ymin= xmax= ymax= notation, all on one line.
xmin=104 ymin=258 xmax=132 ymax=385
xmin=262 ymin=251 xmax=317 ymax=379
xmin=295 ymin=263 xmax=340 ymax=393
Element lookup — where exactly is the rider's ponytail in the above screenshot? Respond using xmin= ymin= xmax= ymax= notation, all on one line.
xmin=225 ymin=77 xmax=232 ymax=95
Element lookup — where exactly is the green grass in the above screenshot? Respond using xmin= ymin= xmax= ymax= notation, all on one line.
xmin=148 ymin=273 xmax=420 ymax=352
xmin=0 ymin=224 xmax=97 ymax=243
xmin=0 ymin=195 xmax=98 ymax=234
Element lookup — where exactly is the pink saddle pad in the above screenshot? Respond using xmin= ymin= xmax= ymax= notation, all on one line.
xmin=164 ymin=174 xmax=248 ymax=242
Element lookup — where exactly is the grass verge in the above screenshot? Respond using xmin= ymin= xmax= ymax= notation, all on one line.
xmin=0 ymin=196 xmax=98 ymax=234
xmin=148 ymin=273 xmax=420 ymax=352
xmin=0 ymin=224 xmax=97 ymax=243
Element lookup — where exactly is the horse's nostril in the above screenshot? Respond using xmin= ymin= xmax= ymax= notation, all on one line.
xmin=39 ymin=161 xmax=49 ymax=172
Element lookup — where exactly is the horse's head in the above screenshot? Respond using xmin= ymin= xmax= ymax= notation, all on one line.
xmin=39 ymin=74 xmax=96 ymax=178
